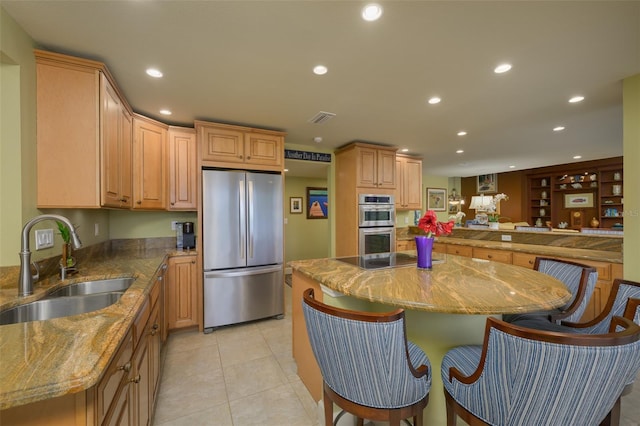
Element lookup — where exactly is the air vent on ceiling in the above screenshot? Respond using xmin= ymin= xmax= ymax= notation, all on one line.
xmin=308 ymin=111 xmax=336 ymax=124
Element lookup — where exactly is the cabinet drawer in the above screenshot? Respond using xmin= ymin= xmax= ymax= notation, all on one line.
xmin=433 ymin=242 xmax=447 ymax=254
xmin=512 ymin=252 xmax=538 ymax=269
xmin=396 ymin=240 xmax=416 ymax=252
xmin=472 ymin=248 xmax=512 ymax=264
xmin=97 ymin=328 xmax=133 ymax=425
xmin=446 ymin=245 xmax=473 ymax=257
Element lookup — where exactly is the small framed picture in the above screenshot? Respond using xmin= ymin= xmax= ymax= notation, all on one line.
xmin=290 ymin=197 xmax=303 ymax=214
xmin=564 ymin=193 xmax=594 ymax=208
xmin=427 ymin=188 xmax=447 ymax=211
xmin=477 ymin=173 xmax=498 ymax=193
xmin=307 ymin=187 xmax=328 ymax=219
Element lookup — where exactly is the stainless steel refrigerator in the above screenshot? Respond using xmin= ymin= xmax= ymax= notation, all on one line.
xmin=202 ymin=169 xmax=284 ymax=331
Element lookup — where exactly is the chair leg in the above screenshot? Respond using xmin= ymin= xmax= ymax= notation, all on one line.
xmin=323 ymin=387 xmax=333 ymax=426
xmin=600 ymin=396 xmax=621 ymax=426
xmin=415 ymin=409 xmax=424 ymax=426
xmin=445 ymin=392 xmax=457 ymax=426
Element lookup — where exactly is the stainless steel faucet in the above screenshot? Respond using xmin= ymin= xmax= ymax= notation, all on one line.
xmin=19 ymin=214 xmax=82 ymax=297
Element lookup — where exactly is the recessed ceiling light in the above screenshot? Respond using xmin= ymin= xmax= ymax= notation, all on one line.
xmin=573 ymin=155 xmax=582 ymax=159
xmin=457 ymin=131 xmax=467 ymax=136
xmin=401 ymin=148 xmax=409 ymax=152
xmin=456 ymin=149 xmax=464 ymax=154
xmin=313 ymin=65 xmax=328 ymax=75
xmin=494 ymin=63 xmax=512 ymax=74
xmin=362 ymin=3 xmax=383 ymax=21
xmin=569 ymin=96 xmax=584 ymax=103
xmin=427 ymin=96 xmax=441 ymax=105
xmin=553 ymin=126 xmax=565 ymax=132
xmin=159 ymin=109 xmax=172 ymax=115
xmin=146 ymin=68 xmax=163 ymax=78
xmin=284 ymin=168 xmax=289 ymax=172
xmin=509 ymin=165 xmax=516 ymax=169
xmin=313 ymin=136 xmax=323 ymax=143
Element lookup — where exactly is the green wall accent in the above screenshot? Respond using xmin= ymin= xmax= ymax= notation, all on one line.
xmin=623 ymin=74 xmax=639 ymax=281
xmin=284 ymin=176 xmax=330 ymax=264
xmin=109 ymin=210 xmax=197 ymax=240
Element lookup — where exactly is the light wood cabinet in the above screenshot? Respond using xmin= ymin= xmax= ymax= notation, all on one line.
xmin=395 ymin=154 xmax=422 ymax=210
xmin=196 ymin=120 xmax=285 ymax=172
xmin=166 ymin=255 xmax=199 ymax=331
xmin=351 ymin=144 xmax=397 ymax=189
xmin=101 ymin=75 xmax=133 ymax=208
xmin=1 ymin=274 xmax=166 ymax=426
xmin=133 ymin=115 xmax=168 ymax=210
xmin=335 ymin=143 xmax=398 ymax=256
xmin=472 ymin=247 xmax=513 ymax=264
xmin=396 ymin=239 xmax=416 ymax=252
xmin=168 ymin=127 xmax=197 ymax=211
xmin=438 ymin=240 xmax=621 ymax=322
xmin=35 ymin=50 xmax=133 ymax=209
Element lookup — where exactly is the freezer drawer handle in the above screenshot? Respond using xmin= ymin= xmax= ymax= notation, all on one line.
xmin=248 ymin=180 xmax=255 ymax=259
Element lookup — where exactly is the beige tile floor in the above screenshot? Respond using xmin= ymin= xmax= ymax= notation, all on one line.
xmin=152 ymin=284 xmax=640 ymax=426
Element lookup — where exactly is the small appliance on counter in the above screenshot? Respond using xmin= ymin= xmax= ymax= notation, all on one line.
xmin=182 ymin=222 xmax=196 ymax=249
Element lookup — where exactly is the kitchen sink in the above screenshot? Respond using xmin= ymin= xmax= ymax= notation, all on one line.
xmin=0 ymin=292 xmax=124 ymax=325
xmin=45 ymin=277 xmax=135 ymax=298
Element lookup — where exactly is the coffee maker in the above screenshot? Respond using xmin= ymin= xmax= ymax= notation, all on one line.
xmin=182 ymin=222 xmax=196 ymax=249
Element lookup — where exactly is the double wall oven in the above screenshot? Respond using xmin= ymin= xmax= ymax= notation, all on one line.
xmin=358 ymin=194 xmax=395 ymax=255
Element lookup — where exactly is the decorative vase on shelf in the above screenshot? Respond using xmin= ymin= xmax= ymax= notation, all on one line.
xmin=590 ymin=217 xmax=600 ymax=228
xmin=415 ymin=236 xmax=434 ymax=270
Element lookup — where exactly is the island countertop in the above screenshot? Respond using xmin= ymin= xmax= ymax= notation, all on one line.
xmin=0 ymin=240 xmax=193 ymax=410
xmin=290 ymin=254 xmax=571 ymax=315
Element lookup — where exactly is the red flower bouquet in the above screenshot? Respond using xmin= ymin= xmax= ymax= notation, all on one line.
xmin=417 ymin=210 xmax=455 ymax=238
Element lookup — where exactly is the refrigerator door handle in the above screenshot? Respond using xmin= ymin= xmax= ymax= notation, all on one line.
xmin=205 ymin=265 xmax=282 ymax=279
xmin=248 ymin=179 xmax=254 ymax=260
xmin=239 ymin=179 xmax=246 ymax=260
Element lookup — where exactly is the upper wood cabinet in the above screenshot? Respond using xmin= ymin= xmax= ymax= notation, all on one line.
xmin=195 ymin=120 xmax=285 ymax=172
xmin=396 ymin=154 xmax=422 ymax=210
xmin=102 ymin=76 xmax=133 ymax=208
xmin=133 ymin=115 xmax=168 ymax=210
xmin=35 ymin=49 xmax=133 ymax=208
xmin=349 ymin=144 xmax=397 ymax=189
xmin=167 ymin=127 xmax=197 ymax=211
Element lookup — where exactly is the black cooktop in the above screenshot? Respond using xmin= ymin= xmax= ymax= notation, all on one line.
xmin=337 ymin=252 xmax=418 ymax=270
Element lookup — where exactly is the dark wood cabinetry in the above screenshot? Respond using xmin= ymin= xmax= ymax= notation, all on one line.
xmin=526 ymin=159 xmax=623 ymax=229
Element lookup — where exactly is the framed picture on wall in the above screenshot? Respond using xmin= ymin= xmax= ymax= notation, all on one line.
xmin=307 ymin=187 xmax=328 ymax=219
xmin=477 ymin=174 xmax=498 ymax=193
xmin=427 ymin=188 xmax=447 ymax=211
xmin=290 ymin=197 xmax=303 ymax=214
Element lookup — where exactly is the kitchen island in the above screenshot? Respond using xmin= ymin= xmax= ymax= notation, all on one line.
xmin=291 ymin=253 xmax=571 ymax=425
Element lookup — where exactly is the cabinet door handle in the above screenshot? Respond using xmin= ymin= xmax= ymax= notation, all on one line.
xmin=239 ymin=155 xmax=243 ymax=159
xmin=247 ymin=156 xmax=251 ymax=159
xmin=151 ymin=323 xmax=159 ymax=335
xmin=137 ymin=201 xmax=142 ymax=205
xmin=117 ymin=362 xmax=131 ymax=373
xmin=130 ymin=374 xmax=141 ymax=384
xmin=191 ymin=260 xmax=196 ymax=264
xmin=488 ymin=254 xmax=493 ymax=259
xmin=528 ymin=260 xmax=534 ymax=265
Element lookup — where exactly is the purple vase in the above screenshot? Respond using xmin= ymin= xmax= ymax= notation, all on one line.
xmin=415 ymin=236 xmax=434 ymax=269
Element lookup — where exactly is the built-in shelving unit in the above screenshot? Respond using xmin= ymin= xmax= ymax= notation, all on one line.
xmin=526 ymin=159 xmax=623 ymax=230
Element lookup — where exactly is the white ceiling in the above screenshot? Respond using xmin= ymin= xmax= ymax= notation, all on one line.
xmin=3 ymin=1 xmax=638 ymax=178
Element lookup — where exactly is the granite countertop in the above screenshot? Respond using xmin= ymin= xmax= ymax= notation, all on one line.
xmin=395 ymin=227 xmax=622 ymax=264
xmin=290 ymin=254 xmax=571 ymax=315
xmin=0 ymin=241 xmax=195 ymax=410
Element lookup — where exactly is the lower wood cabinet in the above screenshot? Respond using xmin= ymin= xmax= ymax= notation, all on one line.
xmin=436 ymin=242 xmax=622 ymax=322
xmin=1 ymin=276 xmax=166 ymax=426
xmin=166 ymin=255 xmax=199 ymax=331
xmin=471 ymin=247 xmax=513 ymax=264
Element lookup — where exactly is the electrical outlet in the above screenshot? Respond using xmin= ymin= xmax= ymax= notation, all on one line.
xmin=171 ymin=221 xmax=181 ymax=231
xmin=94 ymin=223 xmax=100 ymax=236
xmin=501 ymin=234 xmax=512 ymax=242
xmin=35 ymin=229 xmax=54 ymax=250
xmin=404 ymin=216 xmax=409 ymax=224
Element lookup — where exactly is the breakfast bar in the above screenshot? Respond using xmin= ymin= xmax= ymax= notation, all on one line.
xmin=291 ymin=253 xmax=571 ymax=424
